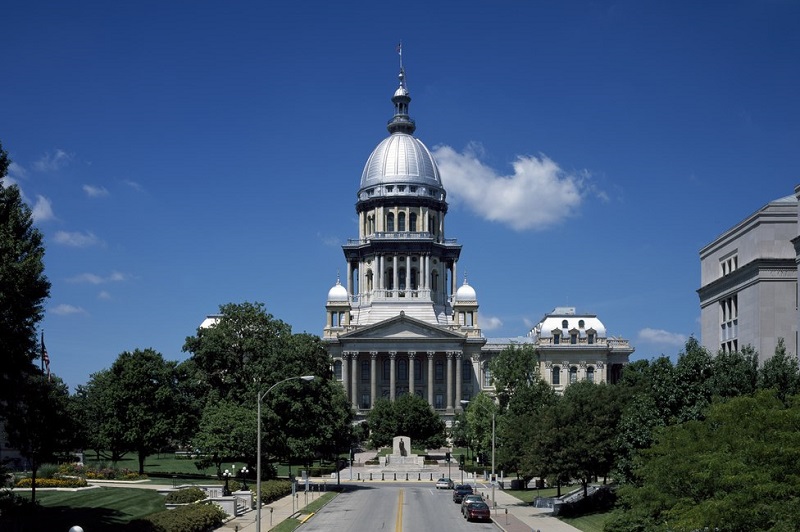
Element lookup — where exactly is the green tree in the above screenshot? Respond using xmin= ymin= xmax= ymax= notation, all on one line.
xmin=672 ymin=337 xmax=714 ymax=422
xmin=463 ymin=392 xmax=498 ymax=467
xmin=496 ymin=378 xmax=557 ymax=485
xmin=607 ymin=391 xmax=800 ymax=531
xmin=85 ymin=348 xmax=186 ymax=473
xmin=489 ymin=344 xmax=539 ymax=408
xmin=710 ymin=345 xmax=759 ymax=399
xmin=4 ymin=374 xmax=74 ymax=502
xmin=184 ymin=303 xmax=353 ymax=469
xmin=367 ymin=395 xmax=445 ymax=449
xmin=0 ymin=142 xmax=51 ymax=406
xmin=76 ymin=369 xmax=129 ymax=462
xmin=193 ymin=400 xmax=256 ymax=475
xmin=757 ymin=338 xmax=800 ymax=403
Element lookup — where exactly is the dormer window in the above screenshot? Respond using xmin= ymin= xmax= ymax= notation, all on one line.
xmin=562 ymin=320 xmax=569 ymax=328
xmin=553 ymin=331 xmax=561 ymax=345
xmin=398 ymin=185 xmax=405 ymax=192
xmin=570 ymin=333 xmax=577 ymax=344
xmin=578 ymin=320 xmax=585 ymax=328
xmin=587 ymin=333 xmax=595 ymax=345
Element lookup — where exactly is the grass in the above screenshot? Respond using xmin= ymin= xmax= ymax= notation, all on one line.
xmin=10 ymin=487 xmax=166 ymax=531
xmin=504 ymin=487 xmax=561 ymax=502
xmin=269 ymin=492 xmax=338 ymax=532
xmin=561 ymin=512 xmax=610 ymax=532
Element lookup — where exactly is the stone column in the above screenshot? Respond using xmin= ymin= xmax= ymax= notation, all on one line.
xmin=405 ymin=256 xmax=411 ymax=295
xmin=389 ymin=351 xmax=397 ymax=400
xmin=455 ymin=351 xmax=462 ymax=409
xmin=341 ymin=353 xmax=350 ymax=403
xmin=370 ymin=351 xmax=377 ymax=409
xmin=346 ymin=262 xmax=353 ymax=297
xmin=408 ymin=352 xmax=416 ymax=396
xmin=427 ymin=351 xmax=435 ymax=407
xmin=392 ymin=254 xmax=400 ymax=294
xmin=351 ymin=352 xmax=359 ymax=409
xmin=446 ymin=351 xmax=454 ymax=412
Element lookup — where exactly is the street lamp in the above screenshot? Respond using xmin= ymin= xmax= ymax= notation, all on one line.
xmin=256 ymin=375 xmax=315 ymax=532
xmin=240 ymin=465 xmax=249 ymax=490
xmin=461 ymin=399 xmax=496 ymax=508
xmin=223 ymin=467 xmax=232 ymax=496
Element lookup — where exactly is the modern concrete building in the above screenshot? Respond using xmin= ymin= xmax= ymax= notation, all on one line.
xmin=698 ymin=187 xmax=799 ymax=361
xmin=321 ymin=63 xmax=633 ymax=421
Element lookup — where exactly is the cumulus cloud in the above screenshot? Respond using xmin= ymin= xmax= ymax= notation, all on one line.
xmin=51 ymin=304 xmax=86 ymax=316
xmin=481 ymin=316 xmax=503 ymax=331
xmin=53 ymin=230 xmax=102 ymax=248
xmin=83 ymin=184 xmax=109 ymax=198
xmin=68 ymin=271 xmax=128 ymax=284
xmin=432 ymin=143 xmax=598 ymax=231
xmin=638 ymin=328 xmax=687 ymax=347
xmin=32 ymin=195 xmax=56 ymax=222
xmin=33 ymin=149 xmax=72 ymax=172
xmin=98 ymin=290 xmax=112 ymax=300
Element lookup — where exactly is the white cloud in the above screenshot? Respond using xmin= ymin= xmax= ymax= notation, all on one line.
xmin=54 ymin=230 xmax=102 ymax=248
xmin=8 ymin=162 xmax=27 ymax=180
xmin=123 ymin=179 xmax=143 ymax=192
xmin=32 ymin=195 xmax=55 ymax=222
xmin=83 ymin=184 xmax=109 ymax=198
xmin=481 ymin=316 xmax=503 ymax=331
xmin=68 ymin=271 xmax=128 ymax=284
xmin=638 ymin=328 xmax=687 ymax=347
xmin=98 ymin=290 xmax=112 ymax=300
xmin=432 ymin=143 xmax=596 ymax=231
xmin=51 ymin=304 xmax=86 ymax=316
xmin=33 ymin=149 xmax=72 ymax=172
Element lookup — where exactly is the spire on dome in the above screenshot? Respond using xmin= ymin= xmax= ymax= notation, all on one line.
xmin=387 ymin=42 xmax=416 ymax=135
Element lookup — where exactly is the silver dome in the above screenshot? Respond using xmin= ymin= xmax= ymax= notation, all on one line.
xmin=358 ymin=133 xmax=445 ymax=199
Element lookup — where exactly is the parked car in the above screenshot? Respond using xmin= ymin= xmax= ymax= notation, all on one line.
xmin=435 ymin=477 xmax=454 ymax=489
xmin=452 ymin=484 xmax=474 ymax=503
xmin=460 ymin=494 xmax=484 ymax=516
xmin=465 ymin=501 xmax=491 ymax=522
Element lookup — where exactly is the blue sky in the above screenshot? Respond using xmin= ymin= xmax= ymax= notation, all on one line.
xmin=2 ymin=1 xmax=798 ymax=391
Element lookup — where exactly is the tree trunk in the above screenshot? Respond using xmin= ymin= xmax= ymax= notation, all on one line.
xmin=138 ymin=450 xmax=146 ymax=475
xmin=30 ymin=460 xmax=38 ymax=503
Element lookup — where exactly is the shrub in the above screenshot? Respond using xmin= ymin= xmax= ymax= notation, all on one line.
xmin=128 ymin=502 xmax=227 ymax=532
xmin=258 ymin=479 xmax=292 ymax=504
xmin=164 ymin=487 xmax=207 ymax=504
xmin=37 ymin=463 xmax=61 ymax=480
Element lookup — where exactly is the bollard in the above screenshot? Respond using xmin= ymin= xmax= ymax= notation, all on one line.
xmin=357 ymin=473 xmax=360 ymax=481
xmin=418 ymin=473 xmax=421 ymax=481
xmin=370 ymin=473 xmax=373 ymax=481
xmin=393 ymin=473 xmax=397 ymax=481
xmin=405 ymin=473 xmax=408 ymax=481
xmin=430 ymin=473 xmax=433 ymax=481
xmin=381 ymin=473 xmax=384 ymax=481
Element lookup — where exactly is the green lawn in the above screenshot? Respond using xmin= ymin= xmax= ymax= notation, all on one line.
xmin=561 ymin=512 xmax=610 ymax=532
xmin=10 ymin=487 xmax=166 ymax=531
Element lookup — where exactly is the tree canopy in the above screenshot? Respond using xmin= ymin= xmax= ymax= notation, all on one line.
xmin=0 ymin=142 xmax=51 ymax=404
xmin=367 ymin=394 xmax=445 ymax=449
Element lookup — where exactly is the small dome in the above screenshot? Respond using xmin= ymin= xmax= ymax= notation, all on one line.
xmin=455 ymin=280 xmax=477 ymax=301
xmin=327 ymin=280 xmax=348 ymax=302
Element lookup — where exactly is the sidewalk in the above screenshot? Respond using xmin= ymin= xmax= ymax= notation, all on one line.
xmin=487 ymin=486 xmax=581 ymax=532
xmin=216 ymin=490 xmax=301 ymax=531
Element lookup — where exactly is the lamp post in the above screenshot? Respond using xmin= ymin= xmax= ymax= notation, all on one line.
xmin=461 ymin=399 xmax=496 ymax=508
xmin=240 ymin=465 xmax=249 ymax=490
xmin=223 ymin=467 xmax=232 ymax=496
xmin=256 ymin=375 xmax=315 ymax=532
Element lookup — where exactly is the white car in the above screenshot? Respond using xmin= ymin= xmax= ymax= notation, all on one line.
xmin=435 ymin=477 xmax=454 ymax=489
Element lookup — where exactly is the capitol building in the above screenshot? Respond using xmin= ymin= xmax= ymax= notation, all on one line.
xmin=321 ymin=62 xmax=633 ymax=422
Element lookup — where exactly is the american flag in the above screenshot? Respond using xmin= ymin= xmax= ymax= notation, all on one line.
xmin=42 ymin=332 xmax=51 ymax=380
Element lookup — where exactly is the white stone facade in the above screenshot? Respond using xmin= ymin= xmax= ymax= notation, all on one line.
xmin=698 ymin=188 xmax=799 ymax=360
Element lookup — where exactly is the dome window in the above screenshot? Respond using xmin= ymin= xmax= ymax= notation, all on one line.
xmin=579 ymin=320 xmax=585 ymax=328
xmin=410 ymin=213 xmax=417 ymax=231
xmin=562 ymin=320 xmax=568 ymax=328
xmin=399 ymin=212 xmax=406 ymax=231
xmin=387 ymin=213 xmax=395 ymax=232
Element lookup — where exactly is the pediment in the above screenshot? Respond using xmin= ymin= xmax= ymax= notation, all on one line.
xmin=340 ymin=312 xmax=465 ymax=341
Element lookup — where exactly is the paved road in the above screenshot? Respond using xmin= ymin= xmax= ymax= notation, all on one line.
xmin=300 ymin=483 xmax=495 ymax=532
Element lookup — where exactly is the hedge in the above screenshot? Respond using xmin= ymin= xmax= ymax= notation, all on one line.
xmin=164 ymin=487 xmax=207 ymax=504
xmin=258 ymin=479 xmax=292 ymax=504
xmin=15 ymin=477 xmax=88 ymax=488
xmin=126 ymin=502 xmax=227 ymax=532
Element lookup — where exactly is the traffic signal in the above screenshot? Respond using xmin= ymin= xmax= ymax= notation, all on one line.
xmin=459 ymin=454 xmax=465 ymax=466
xmin=445 ymin=451 xmax=450 ymax=461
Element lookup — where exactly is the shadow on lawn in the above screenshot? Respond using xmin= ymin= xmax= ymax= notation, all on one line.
xmin=0 ymin=504 xmax=154 ymax=532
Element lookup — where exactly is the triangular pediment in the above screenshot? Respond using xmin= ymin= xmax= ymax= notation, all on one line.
xmin=340 ymin=311 xmax=465 ymax=341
